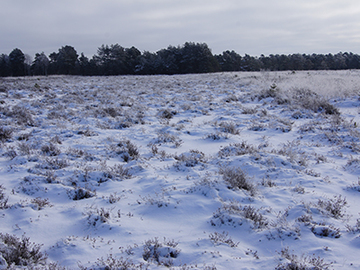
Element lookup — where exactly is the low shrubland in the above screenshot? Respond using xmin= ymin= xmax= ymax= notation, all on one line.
xmin=0 ymin=72 xmax=359 ymax=269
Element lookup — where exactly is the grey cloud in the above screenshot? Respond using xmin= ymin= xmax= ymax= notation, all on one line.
xmin=1 ymin=0 xmax=360 ymax=58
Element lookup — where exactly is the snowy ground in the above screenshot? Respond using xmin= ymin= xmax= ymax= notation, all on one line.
xmin=0 ymin=70 xmax=360 ymax=269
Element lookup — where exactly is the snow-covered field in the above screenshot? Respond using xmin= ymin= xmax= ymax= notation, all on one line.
xmin=0 ymin=70 xmax=360 ymax=269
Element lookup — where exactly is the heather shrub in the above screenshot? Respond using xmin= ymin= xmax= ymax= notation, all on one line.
xmin=311 ymin=224 xmax=341 ymax=238
xmin=276 ymin=247 xmax=332 ymax=270
xmin=259 ymin=83 xmax=280 ymax=99
xmin=218 ymin=141 xmax=258 ymax=158
xmin=347 ymin=179 xmax=360 ymax=192
xmin=77 ymin=127 xmax=98 ymax=137
xmin=107 ymin=192 xmax=122 ymax=204
xmin=218 ymin=121 xmax=239 ymax=135
xmin=0 ymin=233 xmax=47 ymax=267
xmin=292 ymin=88 xmax=340 ymax=115
xmin=38 ymin=157 xmax=69 ymax=170
xmin=31 ymin=197 xmax=52 ymax=210
xmin=0 ymin=126 xmax=13 ymax=142
xmin=102 ymin=106 xmax=120 ymax=118
xmin=155 ymin=131 xmax=182 ymax=147
xmin=317 ymin=195 xmax=347 ymax=219
xmin=158 ymin=109 xmax=177 ymax=119
xmin=0 ymin=185 xmax=8 ymax=209
xmin=346 ymin=218 xmax=360 ymax=233
xmin=142 ymin=237 xmax=180 ymax=266
xmin=209 ymin=231 xmax=238 ymax=247
xmin=69 ymin=187 xmax=95 ymax=200
xmin=103 ymin=164 xmax=132 ymax=180
xmin=86 ymin=207 xmax=111 ymax=226
xmin=219 ymin=166 xmax=256 ymax=195
xmin=41 ymin=143 xmax=61 ymax=156
xmin=138 ymin=191 xmax=171 ymax=208
xmin=7 ymin=106 xmax=35 ymax=126
xmin=3 ymin=146 xmax=17 ymax=160
xmin=116 ymin=139 xmax=139 ymax=162
xmin=17 ymin=132 xmax=32 ymax=141
xmin=241 ymin=106 xmax=257 ymax=115
xmin=174 ymin=149 xmax=206 ymax=167
xmin=204 ymin=132 xmax=228 ymax=140
xmin=94 ymin=254 xmax=144 ymax=270
xmin=212 ymin=200 xmax=268 ymax=229
xmin=17 ymin=142 xmax=32 ymax=156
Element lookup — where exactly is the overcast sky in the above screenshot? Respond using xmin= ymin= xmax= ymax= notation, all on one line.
xmin=1 ymin=0 xmax=360 ymax=59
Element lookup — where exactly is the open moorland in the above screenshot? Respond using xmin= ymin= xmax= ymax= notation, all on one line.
xmin=0 ymin=70 xmax=360 ymax=269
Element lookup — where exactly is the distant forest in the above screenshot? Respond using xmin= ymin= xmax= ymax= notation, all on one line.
xmin=1 ymin=42 xmax=360 ymax=77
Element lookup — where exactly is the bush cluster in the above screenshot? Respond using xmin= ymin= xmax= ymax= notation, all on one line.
xmin=0 ymin=233 xmax=47 ymax=267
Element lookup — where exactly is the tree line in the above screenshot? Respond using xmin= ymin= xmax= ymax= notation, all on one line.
xmin=1 ymin=42 xmax=360 ymax=77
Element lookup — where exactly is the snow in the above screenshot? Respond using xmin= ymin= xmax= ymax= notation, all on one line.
xmin=0 ymin=70 xmax=360 ymax=269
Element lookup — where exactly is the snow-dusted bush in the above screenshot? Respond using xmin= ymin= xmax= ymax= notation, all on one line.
xmin=241 ymin=106 xmax=258 ymax=115
xmin=155 ymin=131 xmax=182 ymax=147
xmin=209 ymin=231 xmax=238 ymax=247
xmin=102 ymin=106 xmax=121 ymax=118
xmin=40 ymin=157 xmax=69 ymax=170
xmin=259 ymin=83 xmax=280 ymax=100
xmin=212 ymin=200 xmax=268 ymax=229
xmin=68 ymin=187 xmax=95 ymax=201
xmin=107 ymin=192 xmax=123 ymax=204
xmin=121 ymin=140 xmax=139 ymax=159
xmin=217 ymin=121 xmax=239 ymax=135
xmin=346 ymin=218 xmax=360 ymax=233
xmin=271 ymin=117 xmax=293 ymax=133
xmin=276 ymin=247 xmax=332 ymax=270
xmin=0 ymin=126 xmax=13 ymax=142
xmin=6 ymin=106 xmax=35 ymax=126
xmin=17 ymin=141 xmax=32 ymax=156
xmin=158 ymin=109 xmax=177 ymax=119
xmin=347 ymin=179 xmax=360 ymax=192
xmin=311 ymin=223 xmax=341 ymax=238
xmin=0 ymin=185 xmax=8 ymax=209
xmin=277 ymin=140 xmax=308 ymax=166
xmin=218 ymin=141 xmax=258 ymax=158
xmin=103 ymin=164 xmax=132 ymax=180
xmin=31 ymin=197 xmax=52 ymax=210
xmin=86 ymin=207 xmax=111 ymax=226
xmin=77 ymin=127 xmax=98 ymax=137
xmin=296 ymin=214 xmax=313 ymax=225
xmin=138 ymin=191 xmax=171 ymax=208
xmin=317 ymin=195 xmax=347 ymax=219
xmin=43 ymin=170 xmax=58 ymax=184
xmin=112 ymin=139 xmax=140 ymax=162
xmin=204 ymin=132 xmax=228 ymax=140
xmin=116 ymin=114 xmax=145 ymax=129
xmin=293 ymin=185 xmax=305 ymax=194
xmin=142 ymin=237 xmax=180 ymax=266
xmin=248 ymin=121 xmax=267 ymax=131
xmin=174 ymin=149 xmax=206 ymax=168
xmin=0 ymin=233 xmax=47 ymax=267
xmin=219 ymin=166 xmax=256 ymax=195
xmin=66 ymin=147 xmax=90 ymax=160
xmin=346 ymin=156 xmax=360 ymax=169
xmin=94 ymin=254 xmax=146 ymax=270
xmin=260 ymin=177 xmax=276 ymax=187
xmin=224 ymin=94 xmax=238 ymax=103
xmin=41 ymin=143 xmax=61 ymax=156
xmin=17 ymin=131 xmax=32 ymax=142
xmin=292 ymin=88 xmax=340 ymax=115
xmin=3 ymin=146 xmax=17 ymax=160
